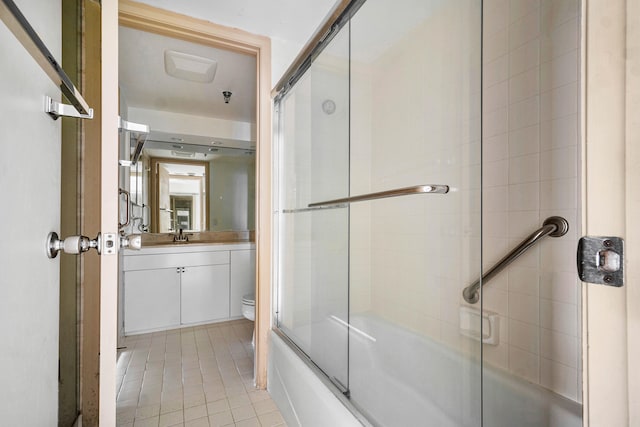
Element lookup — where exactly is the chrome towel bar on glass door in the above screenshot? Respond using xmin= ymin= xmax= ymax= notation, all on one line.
xmin=308 ymin=184 xmax=449 ymax=208
xmin=0 ymin=0 xmax=93 ymax=119
xmin=462 ymin=216 xmax=569 ymax=304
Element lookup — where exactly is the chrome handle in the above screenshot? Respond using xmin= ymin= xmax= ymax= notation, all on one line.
xmin=120 ymin=234 xmax=142 ymax=250
xmin=47 ymin=232 xmax=101 ymax=258
xmin=308 ymin=184 xmax=449 ymax=208
xmin=118 ymin=117 xmax=149 ymax=165
xmin=119 ymin=188 xmax=130 ymax=230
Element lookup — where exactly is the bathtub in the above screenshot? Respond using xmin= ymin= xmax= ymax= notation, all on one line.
xmin=269 ymin=314 xmax=582 ymax=427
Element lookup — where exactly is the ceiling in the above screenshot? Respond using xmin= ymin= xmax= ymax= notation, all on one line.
xmin=119 ymin=26 xmax=257 ymax=123
xmin=119 ymin=0 xmax=342 ymax=127
xmin=135 ymin=0 xmax=337 ymax=44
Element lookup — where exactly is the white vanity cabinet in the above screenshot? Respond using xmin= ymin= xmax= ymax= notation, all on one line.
xmin=123 ymin=243 xmax=254 ymax=335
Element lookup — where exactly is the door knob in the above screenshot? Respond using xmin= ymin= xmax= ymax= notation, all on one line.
xmin=120 ymin=234 xmax=142 ymax=250
xmin=46 ymin=232 xmax=141 ymax=258
xmin=46 ymin=232 xmax=101 ymax=258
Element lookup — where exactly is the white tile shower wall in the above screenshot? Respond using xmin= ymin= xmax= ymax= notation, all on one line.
xmin=482 ymin=0 xmax=581 ymax=401
xmin=349 ymin=62 xmax=373 ymax=315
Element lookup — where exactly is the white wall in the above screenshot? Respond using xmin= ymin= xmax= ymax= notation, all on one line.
xmin=482 ymin=0 xmax=581 ymax=401
xmin=209 ymin=156 xmax=256 ymax=231
xmin=128 ymin=107 xmax=255 ymax=142
xmin=0 ymin=0 xmax=62 ymax=424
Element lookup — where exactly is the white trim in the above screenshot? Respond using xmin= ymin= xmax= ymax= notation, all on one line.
xmin=583 ymin=0 xmax=630 ymax=424
xmin=100 ymin=0 xmax=119 ymax=425
xmin=625 ymin=0 xmax=640 ymax=424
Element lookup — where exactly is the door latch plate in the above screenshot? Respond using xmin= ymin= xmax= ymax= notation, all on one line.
xmin=577 ymin=236 xmax=624 ymax=287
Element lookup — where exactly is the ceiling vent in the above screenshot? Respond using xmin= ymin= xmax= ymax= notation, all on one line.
xmin=164 ymin=50 xmax=217 ymax=83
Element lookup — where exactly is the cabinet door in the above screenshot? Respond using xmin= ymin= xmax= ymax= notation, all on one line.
xmin=181 ymin=265 xmax=230 ymax=324
xmin=230 ymin=249 xmax=256 ymax=317
xmin=124 ymin=268 xmax=180 ymax=334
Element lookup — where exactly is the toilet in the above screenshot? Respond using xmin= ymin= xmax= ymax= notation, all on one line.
xmin=241 ymin=293 xmax=256 ymax=347
xmin=241 ymin=293 xmax=255 ymax=321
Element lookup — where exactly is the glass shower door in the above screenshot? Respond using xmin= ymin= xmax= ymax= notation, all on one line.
xmin=275 ymin=25 xmax=351 ymax=390
xmin=274 ymin=0 xmax=483 ymax=424
xmin=347 ymin=0 xmax=483 ymax=425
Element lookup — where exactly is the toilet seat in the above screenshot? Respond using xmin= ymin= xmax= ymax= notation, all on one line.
xmin=241 ymin=293 xmax=256 ymax=322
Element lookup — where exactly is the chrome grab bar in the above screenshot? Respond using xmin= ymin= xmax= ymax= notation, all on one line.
xmin=308 ymin=184 xmax=449 ymax=208
xmin=462 ymin=216 xmax=569 ymax=304
xmin=119 ymin=188 xmax=131 ymax=230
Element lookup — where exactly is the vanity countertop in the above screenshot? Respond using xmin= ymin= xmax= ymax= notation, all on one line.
xmin=124 ymin=241 xmax=255 ymax=256
xmin=138 ymin=230 xmax=255 ymax=247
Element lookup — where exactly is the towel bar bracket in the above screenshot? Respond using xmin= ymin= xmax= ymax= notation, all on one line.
xmin=1 ymin=0 xmax=94 ymax=120
xmin=44 ymin=96 xmax=94 ymax=120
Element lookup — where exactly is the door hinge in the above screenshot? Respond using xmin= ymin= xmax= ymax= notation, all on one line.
xmin=577 ymin=236 xmax=624 ymax=287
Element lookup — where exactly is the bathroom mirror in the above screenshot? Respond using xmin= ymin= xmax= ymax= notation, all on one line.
xmin=129 ymin=137 xmax=256 ymax=233
xmin=119 ymin=24 xmax=258 ymax=234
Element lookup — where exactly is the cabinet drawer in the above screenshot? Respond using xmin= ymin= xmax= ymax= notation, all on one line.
xmin=124 ymin=250 xmax=229 ymax=271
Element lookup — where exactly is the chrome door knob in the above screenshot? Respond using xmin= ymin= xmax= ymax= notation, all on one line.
xmin=120 ymin=234 xmax=142 ymax=250
xmin=47 ymin=232 xmax=101 ymax=258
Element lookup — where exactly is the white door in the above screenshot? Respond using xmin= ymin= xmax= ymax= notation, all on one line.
xmin=0 ymin=0 xmax=65 ymax=424
xmin=0 ymin=0 xmax=119 ymax=424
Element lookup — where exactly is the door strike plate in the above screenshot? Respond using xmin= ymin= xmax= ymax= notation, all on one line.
xmin=577 ymin=236 xmax=624 ymax=287
xmin=102 ymin=233 xmax=117 ymax=255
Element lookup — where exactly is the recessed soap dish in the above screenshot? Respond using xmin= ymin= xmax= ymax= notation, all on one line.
xmin=459 ymin=306 xmax=500 ymax=345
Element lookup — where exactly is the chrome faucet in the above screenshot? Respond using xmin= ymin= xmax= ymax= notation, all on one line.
xmin=173 ymin=228 xmax=191 ymax=242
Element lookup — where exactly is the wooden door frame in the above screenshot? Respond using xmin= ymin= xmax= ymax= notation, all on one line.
xmin=582 ymin=0 xmax=639 ymax=424
xmin=59 ymin=1 xmax=82 ymax=424
xmin=117 ymin=0 xmax=272 ymax=389
xmin=625 ymin=2 xmax=640 ymax=425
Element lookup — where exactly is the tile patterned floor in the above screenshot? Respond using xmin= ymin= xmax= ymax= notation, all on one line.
xmin=116 ymin=319 xmax=287 ymax=427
